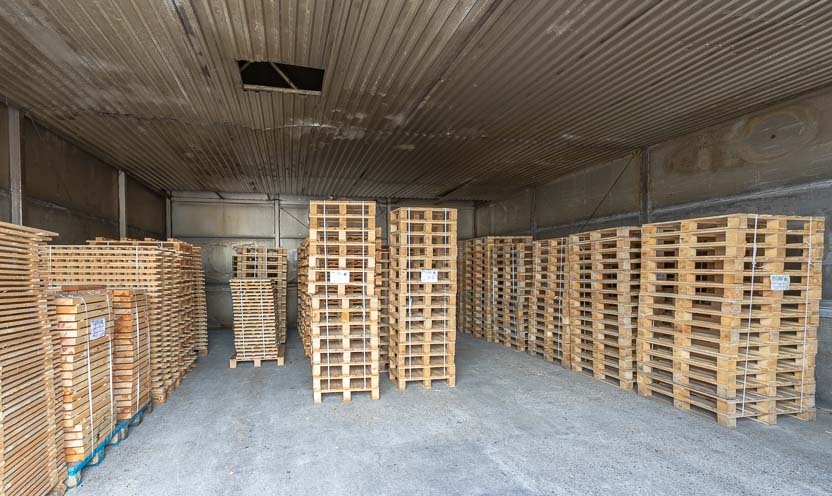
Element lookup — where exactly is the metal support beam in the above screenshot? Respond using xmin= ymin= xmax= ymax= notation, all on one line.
xmin=118 ymin=170 xmax=127 ymax=239
xmin=639 ymin=147 xmax=652 ymax=224
xmin=8 ymin=107 xmax=22 ymax=225
xmin=274 ymin=197 xmax=281 ymax=246
xmin=165 ymin=195 xmax=172 ymax=238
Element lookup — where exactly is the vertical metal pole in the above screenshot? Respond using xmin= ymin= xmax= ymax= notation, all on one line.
xmin=274 ymin=196 xmax=281 ymax=246
xmin=8 ymin=107 xmax=22 ymax=225
xmin=639 ymin=146 xmax=652 ymax=224
xmin=118 ymin=170 xmax=127 ymax=239
xmin=165 ymin=195 xmax=172 ymax=238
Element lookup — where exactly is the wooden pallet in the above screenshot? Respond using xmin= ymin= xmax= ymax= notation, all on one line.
xmin=569 ymin=227 xmax=641 ymax=390
xmin=229 ymin=347 xmax=285 ymax=367
xmin=389 ymin=207 xmax=457 ymax=390
xmin=375 ymin=234 xmax=391 ymax=369
xmin=532 ymin=237 xmax=571 ymax=366
xmin=298 ymin=239 xmax=312 ymax=358
xmin=0 ymin=221 xmax=67 ymax=496
xmin=491 ymin=241 xmax=533 ymax=352
xmin=638 ymin=214 xmax=824 ymax=427
xmin=229 ymin=278 xmax=284 ymax=366
xmin=307 ymin=201 xmax=380 ymax=403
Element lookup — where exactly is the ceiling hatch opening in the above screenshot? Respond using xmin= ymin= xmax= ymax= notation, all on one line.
xmin=237 ymin=60 xmax=324 ymax=95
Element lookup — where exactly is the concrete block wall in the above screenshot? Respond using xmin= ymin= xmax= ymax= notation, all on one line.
xmin=477 ymin=86 xmax=832 ymax=407
xmin=0 ymin=101 xmax=164 ymax=242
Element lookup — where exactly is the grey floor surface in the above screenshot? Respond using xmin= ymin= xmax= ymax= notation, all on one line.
xmin=73 ymin=330 xmax=832 ymax=496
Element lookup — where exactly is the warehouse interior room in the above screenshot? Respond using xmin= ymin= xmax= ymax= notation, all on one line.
xmin=0 ymin=1 xmax=831 ymax=495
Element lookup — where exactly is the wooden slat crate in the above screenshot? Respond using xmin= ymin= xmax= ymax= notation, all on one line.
xmin=50 ymin=293 xmax=115 ymax=463
xmin=568 ymin=227 xmax=641 ymax=390
xmin=375 ymin=235 xmax=391 ymax=369
xmin=491 ymin=241 xmax=533 ymax=352
xmin=468 ymin=236 xmax=533 ymax=341
xmin=638 ymin=214 xmax=824 ymax=427
xmin=532 ymin=238 xmax=571 ymax=366
xmin=389 ymin=208 xmax=457 ymax=390
xmin=229 ymin=279 xmax=284 ymax=367
xmin=0 ymin=221 xmax=65 ymax=496
xmin=306 ymin=200 xmax=379 ymax=403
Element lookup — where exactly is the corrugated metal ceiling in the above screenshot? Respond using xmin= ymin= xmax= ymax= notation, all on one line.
xmin=0 ymin=0 xmax=831 ymax=200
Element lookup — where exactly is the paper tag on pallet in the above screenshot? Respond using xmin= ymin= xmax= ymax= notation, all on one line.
xmin=770 ymin=274 xmax=790 ymax=291
xmin=329 ymin=270 xmax=350 ymax=284
xmin=90 ymin=318 xmax=107 ymax=339
xmin=420 ymin=269 xmax=439 ymax=283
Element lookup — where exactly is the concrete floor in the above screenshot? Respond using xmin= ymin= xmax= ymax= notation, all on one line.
xmin=74 ymin=330 xmax=832 ymax=496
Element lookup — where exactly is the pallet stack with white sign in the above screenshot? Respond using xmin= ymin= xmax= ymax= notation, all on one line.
xmin=532 ymin=238 xmax=571 ymax=366
xmin=569 ymin=227 xmax=641 ymax=390
xmin=638 ymin=214 xmax=824 ymax=427
xmin=0 ymin=221 xmax=66 ymax=496
xmin=306 ymin=200 xmax=379 ymax=403
xmin=50 ymin=292 xmax=116 ymax=464
xmin=389 ymin=208 xmax=457 ymax=390
xmin=491 ymin=240 xmax=533 ymax=352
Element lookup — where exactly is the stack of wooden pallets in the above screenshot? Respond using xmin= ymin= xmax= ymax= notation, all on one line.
xmin=42 ymin=241 xmax=200 ymax=404
xmin=532 ymin=238 xmax=571 ymax=366
xmin=491 ymin=241 xmax=533 ymax=351
xmin=306 ymin=200 xmax=379 ymax=403
xmin=388 ymin=208 xmax=457 ymax=390
xmin=638 ymin=214 xmax=824 ymax=427
xmin=51 ymin=292 xmax=115 ymax=464
xmin=375 ymin=237 xmax=391 ymax=369
xmin=111 ymin=289 xmax=152 ymax=420
xmin=229 ymin=279 xmax=283 ymax=367
xmin=469 ymin=236 xmax=533 ymax=341
xmin=569 ymin=227 xmax=641 ymax=390
xmin=230 ymin=245 xmax=288 ymax=361
xmin=458 ymin=240 xmax=473 ymax=335
xmin=192 ymin=246 xmax=208 ymax=356
xmin=0 ymin=221 xmax=65 ymax=496
xmin=298 ymin=239 xmax=311 ymax=357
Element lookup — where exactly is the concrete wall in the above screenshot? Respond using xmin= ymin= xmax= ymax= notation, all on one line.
xmin=170 ymin=193 xmax=475 ymax=330
xmin=478 ymin=87 xmax=832 ymax=407
xmin=0 ymin=101 xmax=164 ymax=242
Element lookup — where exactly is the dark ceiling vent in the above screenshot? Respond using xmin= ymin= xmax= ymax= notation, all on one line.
xmin=237 ymin=60 xmax=324 ymax=95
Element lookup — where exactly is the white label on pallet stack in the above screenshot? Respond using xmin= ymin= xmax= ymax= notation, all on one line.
xmin=770 ymin=274 xmax=790 ymax=291
xmin=90 ymin=318 xmax=107 ymax=339
xmin=420 ymin=269 xmax=439 ymax=283
xmin=330 ymin=270 xmax=350 ymax=284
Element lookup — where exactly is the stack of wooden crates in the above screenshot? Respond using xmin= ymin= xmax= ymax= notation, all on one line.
xmin=229 ymin=246 xmax=288 ymax=367
xmin=305 ymin=200 xmax=379 ymax=403
xmin=638 ymin=214 xmax=824 ymax=426
xmin=0 ymin=221 xmax=65 ymax=496
xmin=388 ymin=208 xmax=457 ymax=389
xmin=375 ymin=235 xmax=391 ymax=369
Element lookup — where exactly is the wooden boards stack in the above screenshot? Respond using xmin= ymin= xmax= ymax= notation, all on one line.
xmin=569 ymin=227 xmax=641 ymax=390
xmin=532 ymin=238 xmax=571 ymax=366
xmin=51 ymin=293 xmax=115 ymax=463
xmin=229 ymin=279 xmax=283 ymax=367
xmin=388 ymin=208 xmax=457 ymax=390
xmin=458 ymin=239 xmax=474 ymax=335
xmin=638 ymin=214 xmax=824 ymax=427
xmin=0 ymin=221 xmax=65 ymax=496
xmin=491 ymin=241 xmax=533 ymax=352
xmin=192 ymin=246 xmax=208 ymax=356
xmin=306 ymin=200 xmax=379 ymax=403
xmin=375 ymin=238 xmax=391 ymax=369
xmin=43 ymin=242 xmax=193 ymax=404
xmin=111 ymin=289 xmax=151 ymax=420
